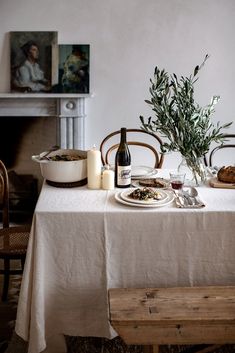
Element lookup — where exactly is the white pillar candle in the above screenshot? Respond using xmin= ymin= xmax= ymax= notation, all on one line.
xmin=102 ymin=166 xmax=115 ymax=190
xmin=87 ymin=146 xmax=102 ymax=189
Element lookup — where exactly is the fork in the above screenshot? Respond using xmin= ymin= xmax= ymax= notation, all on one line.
xmin=182 ymin=191 xmax=193 ymax=205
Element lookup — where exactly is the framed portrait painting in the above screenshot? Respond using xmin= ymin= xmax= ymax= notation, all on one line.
xmin=10 ymin=31 xmax=58 ymax=93
xmin=58 ymin=44 xmax=90 ymax=93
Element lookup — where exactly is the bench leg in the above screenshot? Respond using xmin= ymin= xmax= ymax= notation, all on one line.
xmin=152 ymin=346 xmax=159 ymax=353
xmin=143 ymin=345 xmax=159 ymax=353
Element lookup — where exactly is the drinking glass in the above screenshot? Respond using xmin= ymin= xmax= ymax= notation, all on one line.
xmin=169 ymin=172 xmax=185 ymax=190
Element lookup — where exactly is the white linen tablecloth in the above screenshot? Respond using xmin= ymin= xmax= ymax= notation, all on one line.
xmin=15 ymin=172 xmax=235 ymax=353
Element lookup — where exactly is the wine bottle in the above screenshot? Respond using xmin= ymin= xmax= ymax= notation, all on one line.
xmin=115 ymin=128 xmax=131 ymax=188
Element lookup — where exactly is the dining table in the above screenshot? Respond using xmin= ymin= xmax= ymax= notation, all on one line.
xmin=15 ymin=169 xmax=235 ymax=353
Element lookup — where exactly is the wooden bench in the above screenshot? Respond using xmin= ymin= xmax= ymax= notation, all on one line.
xmin=108 ymin=286 xmax=235 ymax=353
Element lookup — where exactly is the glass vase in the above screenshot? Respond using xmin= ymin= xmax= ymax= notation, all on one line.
xmin=178 ymin=156 xmax=207 ymax=186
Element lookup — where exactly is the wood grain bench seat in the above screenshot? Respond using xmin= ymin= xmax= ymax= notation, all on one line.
xmin=108 ymin=286 xmax=235 ymax=353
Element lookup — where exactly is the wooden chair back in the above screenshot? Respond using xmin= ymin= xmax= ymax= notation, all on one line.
xmin=204 ymin=134 xmax=235 ymax=167
xmin=100 ymin=129 xmax=164 ymax=168
xmin=0 ymin=160 xmax=10 ymax=228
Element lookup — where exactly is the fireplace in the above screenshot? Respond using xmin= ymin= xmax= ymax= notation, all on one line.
xmin=0 ymin=93 xmax=88 ymax=222
xmin=0 ymin=115 xmax=57 ymax=222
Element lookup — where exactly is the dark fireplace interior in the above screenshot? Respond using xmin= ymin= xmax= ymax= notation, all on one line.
xmin=0 ymin=116 xmax=57 ymax=223
xmin=6 ymin=170 xmax=38 ymax=223
xmin=0 ymin=117 xmax=33 ymax=168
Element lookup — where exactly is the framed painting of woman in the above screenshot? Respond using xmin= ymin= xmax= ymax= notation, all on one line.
xmin=10 ymin=31 xmax=58 ymax=93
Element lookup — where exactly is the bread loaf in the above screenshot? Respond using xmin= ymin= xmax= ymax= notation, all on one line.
xmin=139 ymin=178 xmax=167 ymax=188
xmin=217 ymin=166 xmax=235 ymax=183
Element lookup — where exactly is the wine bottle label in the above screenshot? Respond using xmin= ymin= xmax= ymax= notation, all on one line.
xmin=117 ymin=166 xmax=131 ymax=186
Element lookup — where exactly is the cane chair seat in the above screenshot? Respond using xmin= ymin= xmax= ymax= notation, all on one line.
xmin=0 ymin=226 xmax=30 ymax=255
xmin=0 ymin=159 xmax=31 ymax=301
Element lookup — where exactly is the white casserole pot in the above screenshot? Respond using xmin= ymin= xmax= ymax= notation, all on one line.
xmin=32 ymin=149 xmax=87 ymax=183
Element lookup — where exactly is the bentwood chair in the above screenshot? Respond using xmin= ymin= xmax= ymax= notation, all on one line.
xmin=204 ymin=134 xmax=235 ymax=167
xmin=100 ymin=128 xmax=164 ymax=168
xmin=0 ymin=160 xmax=31 ymax=301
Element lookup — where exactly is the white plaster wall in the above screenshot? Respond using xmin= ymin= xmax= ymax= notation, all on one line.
xmin=0 ymin=0 xmax=234 ymax=168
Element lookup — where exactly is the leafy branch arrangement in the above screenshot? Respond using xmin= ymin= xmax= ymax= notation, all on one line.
xmin=140 ymin=55 xmax=232 ymax=168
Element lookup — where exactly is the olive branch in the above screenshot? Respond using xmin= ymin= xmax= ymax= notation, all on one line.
xmin=140 ymin=55 xmax=232 ymax=160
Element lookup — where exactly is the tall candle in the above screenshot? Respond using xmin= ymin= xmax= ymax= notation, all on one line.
xmin=102 ymin=166 xmax=115 ymax=190
xmin=87 ymin=146 xmax=102 ymax=189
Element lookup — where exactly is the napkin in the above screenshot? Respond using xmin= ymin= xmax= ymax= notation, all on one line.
xmin=175 ymin=194 xmax=205 ymax=209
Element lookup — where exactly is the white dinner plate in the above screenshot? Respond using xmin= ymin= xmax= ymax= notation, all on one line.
xmin=115 ymin=190 xmax=174 ymax=208
xmin=120 ymin=188 xmax=168 ymax=205
xmin=131 ymin=166 xmax=156 ymax=178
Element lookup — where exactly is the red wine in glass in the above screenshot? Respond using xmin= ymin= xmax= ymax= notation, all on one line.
xmin=171 ymin=180 xmax=184 ymax=190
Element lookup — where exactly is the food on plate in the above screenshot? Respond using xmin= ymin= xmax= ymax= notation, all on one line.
xmin=128 ymin=187 xmax=162 ymax=201
xmin=48 ymin=154 xmax=84 ymax=161
xmin=217 ymin=166 xmax=235 ymax=183
xmin=139 ymin=178 xmax=167 ymax=188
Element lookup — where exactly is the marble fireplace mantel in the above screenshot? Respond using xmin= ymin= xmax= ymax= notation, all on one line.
xmin=0 ymin=93 xmax=91 ymax=149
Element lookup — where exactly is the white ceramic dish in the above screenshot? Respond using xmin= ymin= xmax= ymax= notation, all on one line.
xmin=131 ymin=166 xmax=156 ymax=179
xmin=131 ymin=166 xmax=157 ymax=180
xmin=115 ymin=190 xmax=174 ymax=208
xmin=120 ymin=188 xmax=168 ymax=205
xmin=32 ymin=149 xmax=87 ymax=183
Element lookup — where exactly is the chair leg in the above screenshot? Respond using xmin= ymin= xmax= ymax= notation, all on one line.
xmin=21 ymin=256 xmax=26 ymax=270
xmin=2 ymin=258 xmax=10 ymax=302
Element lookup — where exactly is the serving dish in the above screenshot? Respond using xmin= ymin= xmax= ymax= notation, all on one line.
xmin=120 ymin=188 xmax=168 ymax=205
xmin=32 ymin=149 xmax=87 ymax=183
xmin=115 ymin=190 xmax=174 ymax=208
xmin=131 ymin=166 xmax=155 ymax=177
xmin=131 ymin=166 xmax=157 ymax=180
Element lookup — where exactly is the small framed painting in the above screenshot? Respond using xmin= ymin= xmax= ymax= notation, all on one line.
xmin=58 ymin=44 xmax=90 ymax=93
xmin=10 ymin=31 xmax=58 ymax=93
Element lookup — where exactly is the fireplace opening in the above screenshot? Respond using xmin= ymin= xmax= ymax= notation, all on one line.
xmin=0 ymin=115 xmax=57 ymax=223
xmin=0 ymin=169 xmax=38 ymax=224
